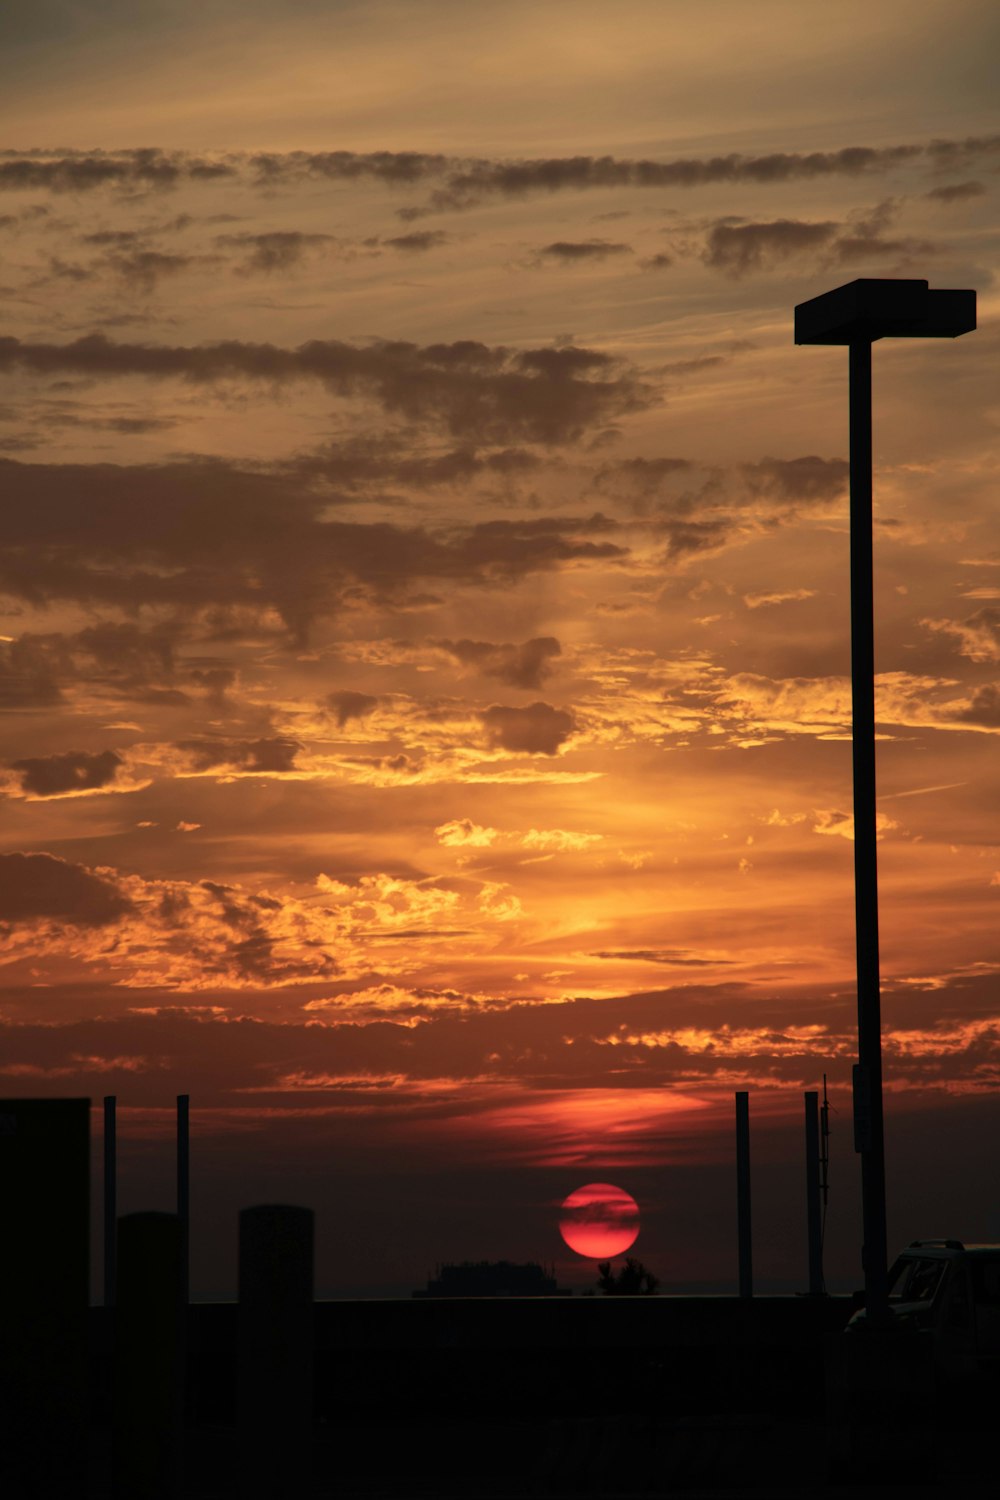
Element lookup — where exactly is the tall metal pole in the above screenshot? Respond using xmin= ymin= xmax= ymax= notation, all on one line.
xmin=735 ymin=1091 xmax=752 ymax=1298
xmin=176 ymin=1094 xmax=189 ymax=1307
xmin=848 ymin=338 xmax=889 ymax=1322
xmin=103 ymin=1094 xmax=117 ymax=1308
xmin=804 ymin=1091 xmax=823 ymax=1295
xmin=799 ymin=279 xmax=975 ymax=1328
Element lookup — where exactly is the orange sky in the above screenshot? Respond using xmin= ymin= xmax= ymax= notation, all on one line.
xmin=1 ymin=0 xmax=999 ymax=1297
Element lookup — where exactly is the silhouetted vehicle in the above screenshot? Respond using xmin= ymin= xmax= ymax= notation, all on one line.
xmin=847 ymin=1240 xmax=1000 ymax=1380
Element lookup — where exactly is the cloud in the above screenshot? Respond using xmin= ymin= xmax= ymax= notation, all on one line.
xmin=719 ymin=674 xmax=852 ymax=737
xmin=1 ymin=861 xmax=346 ymax=986
xmin=433 ymin=821 xmax=601 ymax=854
xmin=173 ymin=738 xmax=302 ymax=775
xmin=830 ymin=231 xmax=937 ymax=266
xmin=715 ymin=670 xmax=974 ymax=743
xmin=0 ymin=622 xmax=236 ymax=707
xmin=592 ymin=456 xmax=699 ymax=517
xmin=102 ymin=416 xmax=182 ymax=435
xmin=304 ymin=983 xmax=474 ymax=1021
xmin=534 ymin=240 xmax=631 ymax=263
xmin=292 ymin=438 xmax=543 ymax=492
xmin=923 ymin=181 xmax=985 ymax=204
xmin=456 ymin=514 xmax=623 ymax=578
xmin=8 ymin=748 xmax=124 ymax=799
xmin=481 ymin=701 xmax=577 ymax=755
xmin=313 ymin=870 xmax=488 ymax=934
xmin=703 ymin=218 xmax=839 ymax=276
xmin=380 ymin=231 xmax=450 ymax=252
xmin=0 ymin=852 xmax=523 ymax=990
xmin=0 ymin=636 xmax=64 ymax=708
xmin=30 ymin=240 xmax=219 ymax=297
xmin=591 ymin=949 xmax=723 ymax=967
xmin=81 ymin=229 xmax=144 ymax=248
xmin=0 ymin=335 xmax=652 ymax=446
xmin=248 ymin=148 xmax=450 ymax=188
xmin=701 ymin=200 xmax=939 ymax=278
xmin=75 ymin=621 xmax=176 ymax=682
xmin=741 ymin=455 xmax=849 ymax=506
xmin=3 ymin=988 xmax=998 ymax=1115
xmin=0 ymin=852 xmax=132 ymax=926
xmin=660 ymin=518 xmax=732 ymax=560
xmin=923 ymin=608 xmax=1000 ymax=662
xmin=416 ymin=135 xmax=1000 ymax=213
xmin=951 ymin=684 xmax=1000 ymax=729
xmin=519 ymin=829 xmax=602 ymax=851
xmin=435 ymin=819 xmax=498 ymax=848
xmin=6 ymin=136 xmax=999 ymax=209
xmin=0 ymin=458 xmax=627 ymax=641
xmin=812 ymin=809 xmax=898 ymax=841
xmin=327 ymin=690 xmax=379 ymax=727
xmin=0 ymin=149 xmax=236 ymax=194
xmin=215 ymin=230 xmax=340 ymax=273
xmin=761 ymin=809 xmax=808 ymax=827
xmin=103 ymin=248 xmax=203 ymax=292
xmin=743 ymin=589 xmax=817 ymax=609
xmin=433 ymin=636 xmax=561 ymax=689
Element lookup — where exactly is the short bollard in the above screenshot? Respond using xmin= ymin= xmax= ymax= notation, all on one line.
xmin=238 ymin=1204 xmax=315 ymax=1498
xmin=113 ymin=1211 xmax=184 ymax=1499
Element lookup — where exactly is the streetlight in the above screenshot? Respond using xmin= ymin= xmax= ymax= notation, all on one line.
xmin=795 ymin=278 xmax=976 ymax=1323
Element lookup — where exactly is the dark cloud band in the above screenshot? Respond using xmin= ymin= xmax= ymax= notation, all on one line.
xmin=0 ymin=334 xmax=650 ymax=446
xmin=2 ymin=134 xmax=997 ymax=209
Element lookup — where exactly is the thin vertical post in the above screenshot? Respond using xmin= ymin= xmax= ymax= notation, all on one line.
xmin=735 ymin=1091 xmax=752 ymax=1298
xmin=176 ymin=1094 xmax=189 ymax=1307
xmin=104 ymin=1094 xmax=117 ymax=1308
xmin=820 ymin=1073 xmax=830 ymax=1212
xmin=805 ymin=1091 xmax=823 ymax=1295
xmin=849 ymin=338 xmax=889 ymax=1323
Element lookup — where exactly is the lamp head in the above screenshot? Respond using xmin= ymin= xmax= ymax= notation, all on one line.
xmin=795 ymin=278 xmax=976 ymax=345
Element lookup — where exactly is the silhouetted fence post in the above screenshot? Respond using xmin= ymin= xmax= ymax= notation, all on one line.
xmin=238 ymin=1204 xmax=315 ymax=1498
xmin=0 ymin=1097 xmax=90 ymax=1496
xmin=735 ymin=1091 xmax=752 ymax=1297
xmin=176 ymin=1093 xmax=189 ymax=1307
xmin=114 ymin=1211 xmax=184 ymax=1499
xmin=104 ymin=1092 xmax=117 ymax=1308
xmin=805 ymin=1091 xmax=824 ymax=1295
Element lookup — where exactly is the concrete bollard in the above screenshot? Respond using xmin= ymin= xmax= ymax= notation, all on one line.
xmin=238 ymin=1204 xmax=315 ymax=1498
xmin=0 ymin=1097 xmax=90 ymax=1497
xmin=113 ymin=1211 xmax=184 ymax=1499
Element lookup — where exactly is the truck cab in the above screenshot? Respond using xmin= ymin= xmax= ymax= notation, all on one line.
xmin=848 ymin=1240 xmax=1000 ymax=1381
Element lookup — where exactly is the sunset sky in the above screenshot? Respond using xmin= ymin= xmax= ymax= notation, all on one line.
xmin=2 ymin=0 xmax=999 ymax=1299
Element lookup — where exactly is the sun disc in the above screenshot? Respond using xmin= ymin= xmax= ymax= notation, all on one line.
xmin=559 ymin=1181 xmax=640 ymax=1259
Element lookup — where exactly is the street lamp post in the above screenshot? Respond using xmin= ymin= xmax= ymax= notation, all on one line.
xmin=795 ymin=279 xmax=976 ymax=1324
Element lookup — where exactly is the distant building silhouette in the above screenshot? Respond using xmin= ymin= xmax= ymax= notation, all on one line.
xmin=415 ymin=1259 xmax=569 ymax=1297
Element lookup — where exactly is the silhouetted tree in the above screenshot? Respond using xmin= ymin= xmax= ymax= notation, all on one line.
xmin=596 ymin=1257 xmax=659 ymax=1295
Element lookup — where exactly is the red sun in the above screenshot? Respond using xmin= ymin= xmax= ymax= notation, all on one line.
xmin=559 ymin=1182 xmax=640 ymax=1259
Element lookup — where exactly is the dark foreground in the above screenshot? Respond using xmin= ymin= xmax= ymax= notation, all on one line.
xmin=8 ymin=1295 xmax=997 ymax=1497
